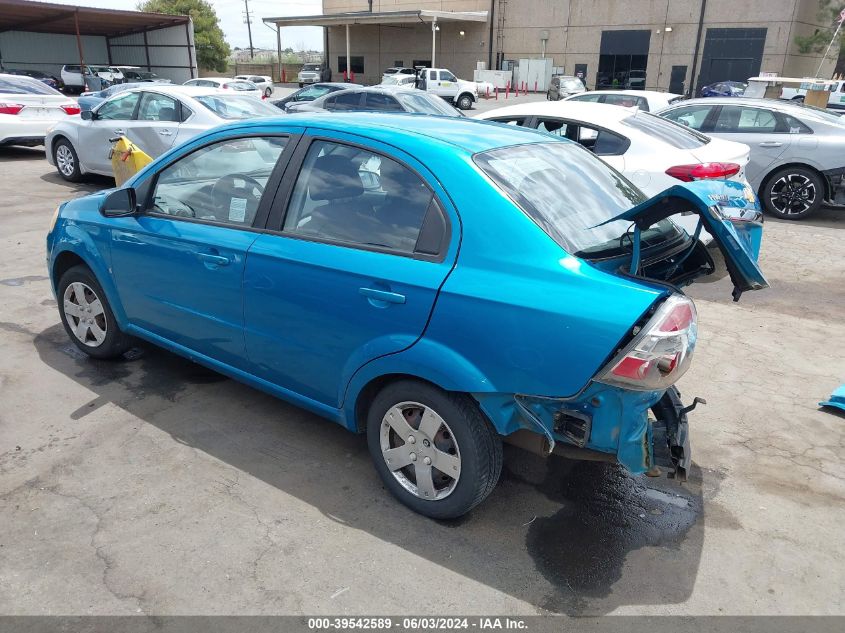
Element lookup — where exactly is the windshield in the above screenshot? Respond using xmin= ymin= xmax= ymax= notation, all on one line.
xmin=621 ymin=111 xmax=709 ymax=149
xmin=0 ymin=75 xmax=62 ymax=95
xmin=475 ymin=142 xmax=679 ymax=254
xmin=395 ymin=92 xmax=461 ymax=116
xmin=195 ymin=95 xmax=280 ymax=119
xmin=302 ymin=64 xmax=320 ymax=71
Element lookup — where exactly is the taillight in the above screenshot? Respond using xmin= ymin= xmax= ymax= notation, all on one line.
xmin=0 ymin=103 xmax=24 ymax=115
xmin=60 ymin=103 xmax=81 ymax=115
xmin=665 ymin=162 xmax=740 ymax=182
xmin=598 ymin=294 xmax=698 ymax=391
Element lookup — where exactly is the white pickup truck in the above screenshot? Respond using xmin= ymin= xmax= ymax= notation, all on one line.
xmin=414 ymin=68 xmax=478 ymax=110
xmin=780 ymin=79 xmax=845 ymax=110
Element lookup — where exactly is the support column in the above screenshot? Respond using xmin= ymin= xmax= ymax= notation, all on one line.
xmin=431 ymin=17 xmax=437 ymax=68
xmin=276 ymin=24 xmax=282 ymax=83
xmin=73 ymin=9 xmax=87 ymax=91
xmin=345 ymin=23 xmax=351 ymax=82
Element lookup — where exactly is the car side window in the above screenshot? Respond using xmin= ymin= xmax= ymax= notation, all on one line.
xmin=781 ymin=113 xmax=812 ymax=134
xmin=429 ymin=70 xmax=437 ymax=81
xmin=439 ymin=71 xmax=456 ymax=82
xmin=535 ymin=117 xmax=569 ymax=137
xmin=714 ymin=106 xmax=777 ymax=133
xmin=661 ymin=105 xmax=712 ymax=130
xmin=571 ymin=123 xmax=628 ymax=156
xmin=137 ymin=93 xmax=179 ymax=122
xmin=148 ymin=136 xmax=288 ymax=226
xmin=325 ymin=92 xmax=362 ymax=111
xmin=363 ymin=93 xmax=403 ymax=111
xmin=96 ymin=92 xmax=141 ymax=120
xmin=283 ymin=140 xmax=436 ymax=254
xmin=570 ymin=94 xmax=601 ymax=102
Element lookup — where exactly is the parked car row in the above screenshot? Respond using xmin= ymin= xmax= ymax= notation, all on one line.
xmin=0 ymin=74 xmax=80 ymax=147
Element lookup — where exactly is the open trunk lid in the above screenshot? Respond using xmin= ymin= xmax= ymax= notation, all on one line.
xmin=601 ymin=180 xmax=768 ymax=301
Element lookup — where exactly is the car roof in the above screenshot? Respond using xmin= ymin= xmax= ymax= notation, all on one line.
xmin=125 ymin=84 xmax=226 ymax=97
xmin=574 ymin=89 xmax=681 ymax=99
xmin=670 ymin=97 xmax=810 ymax=112
xmin=228 ymin=112 xmax=554 ymax=155
xmin=476 ymin=100 xmax=636 ymax=124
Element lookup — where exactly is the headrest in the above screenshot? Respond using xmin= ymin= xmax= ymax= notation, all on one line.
xmin=309 ymin=155 xmax=363 ymax=200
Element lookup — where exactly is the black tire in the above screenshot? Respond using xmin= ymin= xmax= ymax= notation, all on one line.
xmin=456 ymin=93 xmax=474 ymax=111
xmin=57 ymin=265 xmax=132 ymax=360
xmin=53 ymin=138 xmax=82 ymax=182
xmin=366 ymin=380 xmax=503 ymax=519
xmin=761 ymin=166 xmax=825 ymax=220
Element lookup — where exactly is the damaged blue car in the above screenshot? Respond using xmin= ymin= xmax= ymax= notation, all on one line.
xmin=46 ymin=114 xmax=767 ymax=518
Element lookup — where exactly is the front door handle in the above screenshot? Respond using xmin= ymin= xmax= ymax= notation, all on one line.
xmin=197 ymin=252 xmax=231 ymax=267
xmin=758 ymin=141 xmax=783 ymax=148
xmin=359 ymin=287 xmax=406 ymax=305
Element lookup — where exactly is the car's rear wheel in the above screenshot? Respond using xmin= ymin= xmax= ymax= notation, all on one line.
xmin=367 ymin=380 xmax=502 ymax=519
xmin=58 ymin=265 xmax=131 ymax=360
xmin=762 ymin=166 xmax=824 ymax=220
xmin=54 ymin=138 xmax=81 ymax=182
xmin=456 ymin=93 xmax=474 ymax=110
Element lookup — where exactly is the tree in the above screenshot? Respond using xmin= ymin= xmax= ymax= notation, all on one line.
xmin=794 ymin=1 xmax=845 ymax=75
xmin=138 ymin=0 xmax=231 ymax=72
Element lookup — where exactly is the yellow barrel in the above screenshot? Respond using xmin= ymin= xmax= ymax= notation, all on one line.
xmin=109 ymin=136 xmax=153 ymax=187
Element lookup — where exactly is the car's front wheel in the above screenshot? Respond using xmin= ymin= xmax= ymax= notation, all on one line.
xmin=58 ymin=265 xmax=131 ymax=360
xmin=53 ymin=138 xmax=81 ymax=182
xmin=456 ymin=93 xmax=474 ymax=110
xmin=367 ymin=380 xmax=502 ymax=519
xmin=762 ymin=166 xmax=824 ymax=219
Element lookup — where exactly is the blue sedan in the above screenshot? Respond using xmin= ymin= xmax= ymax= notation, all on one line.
xmin=46 ymin=114 xmax=767 ymax=518
xmin=700 ymin=81 xmax=747 ymax=97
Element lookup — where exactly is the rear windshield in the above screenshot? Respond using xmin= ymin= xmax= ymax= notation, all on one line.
xmin=621 ymin=111 xmax=710 ymax=149
xmin=229 ymin=81 xmax=255 ymax=91
xmin=560 ymin=78 xmax=583 ymax=90
xmin=395 ymin=91 xmax=461 ymax=116
xmin=475 ymin=142 xmax=679 ymax=254
xmin=194 ymin=95 xmax=279 ymax=119
xmin=0 ymin=75 xmax=61 ymax=95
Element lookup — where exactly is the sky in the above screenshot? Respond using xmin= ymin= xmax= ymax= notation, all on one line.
xmin=50 ymin=0 xmax=325 ymax=50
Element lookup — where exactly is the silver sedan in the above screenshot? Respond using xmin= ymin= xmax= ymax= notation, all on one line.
xmin=658 ymin=97 xmax=845 ymax=219
xmin=46 ymin=85 xmax=281 ymax=182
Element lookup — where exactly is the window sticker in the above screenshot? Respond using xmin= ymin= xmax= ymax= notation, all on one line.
xmin=229 ymin=197 xmax=247 ymax=222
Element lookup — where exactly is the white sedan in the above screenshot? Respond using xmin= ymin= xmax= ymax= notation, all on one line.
xmin=45 ymin=85 xmax=281 ymax=181
xmin=0 ymin=73 xmax=80 ymax=147
xmin=234 ymin=74 xmax=274 ymax=98
xmin=183 ymin=77 xmax=264 ymax=99
xmin=564 ymin=89 xmax=684 ymax=112
xmin=474 ymin=101 xmax=752 ymax=238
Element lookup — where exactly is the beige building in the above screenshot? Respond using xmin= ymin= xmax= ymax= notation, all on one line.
xmin=265 ymin=1 xmax=838 ymax=93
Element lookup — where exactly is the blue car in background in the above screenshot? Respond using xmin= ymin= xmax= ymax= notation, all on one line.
xmin=77 ymin=82 xmax=143 ymax=112
xmin=700 ymin=81 xmax=747 ymax=97
xmin=46 ymin=114 xmax=767 ymax=518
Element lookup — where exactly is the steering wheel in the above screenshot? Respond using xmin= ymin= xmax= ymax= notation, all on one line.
xmin=210 ymin=174 xmax=264 ymax=218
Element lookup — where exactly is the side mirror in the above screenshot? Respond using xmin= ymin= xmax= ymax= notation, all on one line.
xmin=81 ymin=109 xmax=94 ymax=121
xmin=100 ymin=188 xmax=136 ymax=217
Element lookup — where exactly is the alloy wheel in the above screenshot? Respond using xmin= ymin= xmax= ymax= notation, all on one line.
xmin=56 ymin=144 xmax=75 ymax=177
xmin=63 ymin=281 xmax=107 ymax=347
xmin=769 ymin=173 xmax=816 ymax=216
xmin=380 ymin=401 xmax=461 ymax=501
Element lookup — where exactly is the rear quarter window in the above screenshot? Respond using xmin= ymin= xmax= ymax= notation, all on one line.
xmin=622 ymin=111 xmax=709 ymax=149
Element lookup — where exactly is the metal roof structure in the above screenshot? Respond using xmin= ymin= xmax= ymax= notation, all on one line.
xmin=262 ymin=10 xmax=488 ymax=28
xmin=0 ymin=0 xmax=189 ymax=37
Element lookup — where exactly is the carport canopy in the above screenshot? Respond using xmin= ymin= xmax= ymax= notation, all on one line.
xmin=0 ymin=0 xmax=194 ymax=85
xmin=262 ymin=9 xmax=488 ymax=75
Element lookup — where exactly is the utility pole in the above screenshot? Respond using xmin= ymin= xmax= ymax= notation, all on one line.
xmin=243 ymin=0 xmax=255 ymax=59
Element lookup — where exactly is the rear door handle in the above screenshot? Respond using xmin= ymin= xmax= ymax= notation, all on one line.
xmin=758 ymin=141 xmax=783 ymax=147
xmin=198 ymin=252 xmax=231 ymax=266
xmin=359 ymin=287 xmax=406 ymax=304
xmin=158 ymin=129 xmax=173 ymax=136
xmin=113 ymin=129 xmax=125 ymax=136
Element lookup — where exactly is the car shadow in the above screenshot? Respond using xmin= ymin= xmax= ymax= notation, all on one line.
xmin=765 ymin=205 xmax=843 ymax=230
xmin=39 ymin=170 xmax=114 ymax=194
xmin=0 ymin=146 xmax=46 ymax=161
xmin=32 ymin=323 xmax=711 ymax=615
